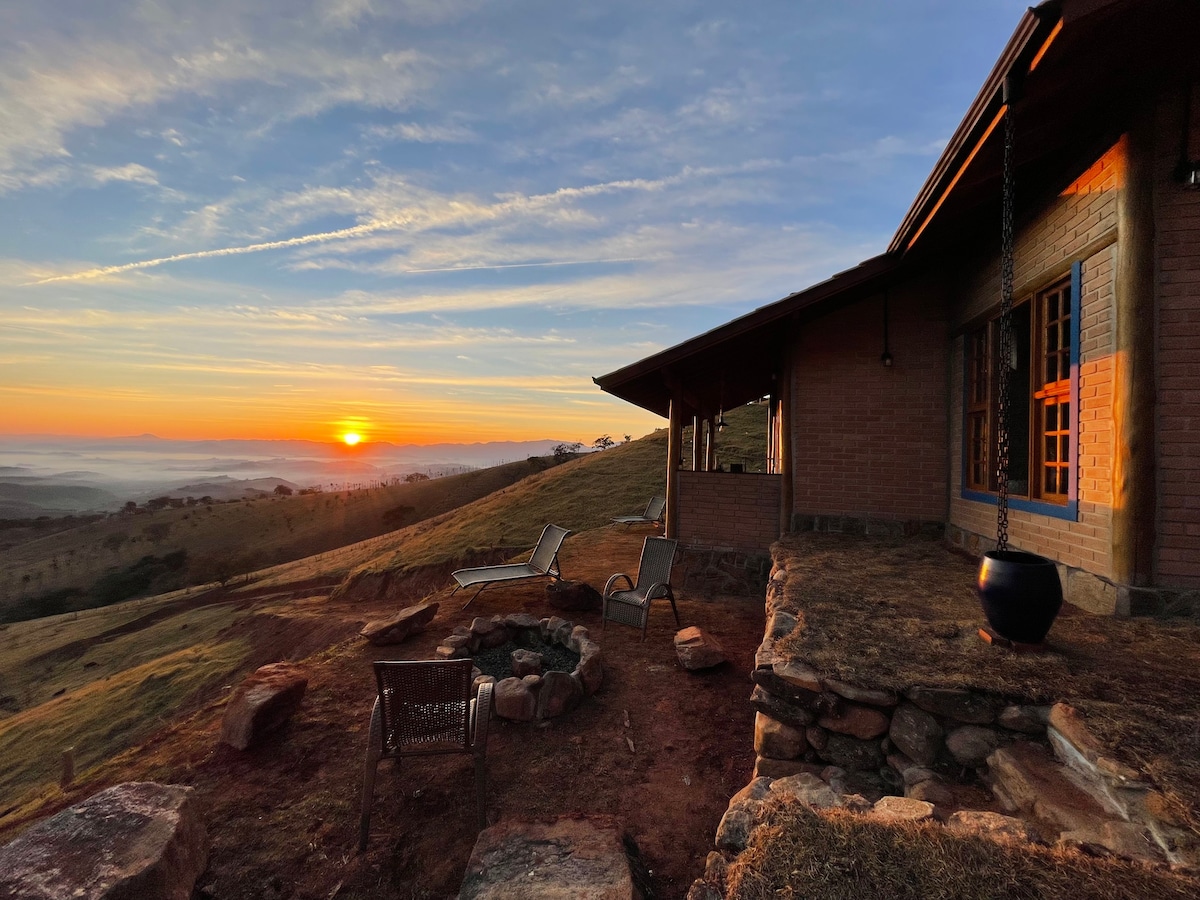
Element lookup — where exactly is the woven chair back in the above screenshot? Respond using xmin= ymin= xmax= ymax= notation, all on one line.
xmin=528 ymin=524 xmax=570 ymax=574
xmin=373 ymin=659 xmax=473 ymax=756
xmin=634 ymin=537 xmax=677 ymax=592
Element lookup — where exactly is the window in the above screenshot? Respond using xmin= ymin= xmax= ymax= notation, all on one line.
xmin=963 ymin=263 xmax=1080 ymax=518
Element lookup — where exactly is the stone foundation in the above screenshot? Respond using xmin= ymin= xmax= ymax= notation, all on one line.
xmin=689 ymin=545 xmax=1200 ymax=896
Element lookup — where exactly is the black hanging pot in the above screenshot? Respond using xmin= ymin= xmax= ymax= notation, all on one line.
xmin=977 ymin=550 xmax=1063 ymax=645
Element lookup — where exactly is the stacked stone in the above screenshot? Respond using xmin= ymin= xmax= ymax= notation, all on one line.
xmin=435 ymin=613 xmax=602 ymax=722
xmin=753 ymin=559 xmax=1053 ymax=803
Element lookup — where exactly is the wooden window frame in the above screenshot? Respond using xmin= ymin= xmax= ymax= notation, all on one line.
xmin=962 ymin=262 xmax=1080 ymax=521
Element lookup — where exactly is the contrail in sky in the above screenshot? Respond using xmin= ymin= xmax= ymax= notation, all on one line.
xmin=24 ymin=162 xmax=772 ymax=286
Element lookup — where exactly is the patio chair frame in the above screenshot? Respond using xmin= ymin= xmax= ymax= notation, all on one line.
xmin=602 ymin=536 xmax=680 ymax=641
xmin=610 ymin=496 xmax=666 ymax=530
xmin=358 ymin=658 xmax=493 ymax=851
xmin=450 ymin=524 xmax=570 ymax=609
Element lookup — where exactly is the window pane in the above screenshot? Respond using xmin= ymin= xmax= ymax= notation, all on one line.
xmin=1057 ymin=468 xmax=1068 ymax=494
xmin=1045 ymin=436 xmax=1057 ymax=462
xmin=1060 ymin=403 xmax=1070 ymax=428
xmin=1045 ymin=469 xmax=1056 ymax=493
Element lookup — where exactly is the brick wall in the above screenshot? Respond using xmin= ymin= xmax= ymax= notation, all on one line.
xmin=1154 ymin=92 xmax=1200 ymax=587
xmin=789 ymin=279 xmax=949 ymax=523
xmin=948 ymin=143 xmax=1120 ymax=580
xmin=677 ymin=471 xmax=781 ymax=553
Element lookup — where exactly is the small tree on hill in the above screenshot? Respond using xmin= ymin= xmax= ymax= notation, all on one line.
xmin=592 ymin=435 xmax=614 ymax=451
xmin=273 ymin=484 xmax=293 ymax=496
xmin=552 ymin=442 xmax=583 ymax=463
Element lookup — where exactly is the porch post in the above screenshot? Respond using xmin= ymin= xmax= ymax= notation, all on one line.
xmin=665 ymin=390 xmax=683 ymax=539
xmin=1113 ymin=124 xmax=1157 ymax=587
xmin=705 ymin=416 xmax=717 ymax=471
xmin=778 ymin=358 xmax=794 ymax=537
xmin=691 ymin=415 xmax=701 ymax=471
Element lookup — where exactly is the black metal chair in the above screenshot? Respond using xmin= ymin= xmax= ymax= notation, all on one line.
xmin=602 ymin=536 xmax=680 ymax=640
xmin=358 ymin=659 xmax=493 ymax=850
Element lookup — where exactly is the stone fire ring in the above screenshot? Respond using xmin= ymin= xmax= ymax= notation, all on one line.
xmin=436 ymin=613 xmax=603 ymax=722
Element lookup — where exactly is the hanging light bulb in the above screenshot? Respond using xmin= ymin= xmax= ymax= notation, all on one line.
xmin=716 ymin=409 xmax=728 ymax=432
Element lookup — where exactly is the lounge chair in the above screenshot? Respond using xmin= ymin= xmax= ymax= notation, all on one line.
xmin=359 ymin=658 xmax=493 ymax=850
xmin=450 ymin=523 xmax=570 ymax=609
xmin=610 ymin=496 xmax=665 ymax=529
xmin=602 ymin=536 xmax=680 ymax=640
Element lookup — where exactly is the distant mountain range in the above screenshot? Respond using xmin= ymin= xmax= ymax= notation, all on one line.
xmin=0 ymin=435 xmax=573 ymax=517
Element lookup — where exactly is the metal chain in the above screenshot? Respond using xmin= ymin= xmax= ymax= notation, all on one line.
xmin=995 ymin=105 xmax=1016 ymax=553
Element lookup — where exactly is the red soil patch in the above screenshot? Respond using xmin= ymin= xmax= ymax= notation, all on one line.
xmin=9 ymin=530 xmax=761 ymax=899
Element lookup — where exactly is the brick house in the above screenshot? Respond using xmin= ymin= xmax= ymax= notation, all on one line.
xmin=595 ymin=0 xmax=1200 ymax=614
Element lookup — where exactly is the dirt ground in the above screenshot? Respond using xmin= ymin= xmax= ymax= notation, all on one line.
xmin=44 ymin=529 xmax=763 ymax=899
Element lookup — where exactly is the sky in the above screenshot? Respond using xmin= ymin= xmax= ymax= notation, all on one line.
xmin=0 ymin=0 xmax=1032 ymax=445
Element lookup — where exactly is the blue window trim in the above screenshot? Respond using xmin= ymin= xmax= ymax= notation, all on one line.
xmin=959 ymin=261 xmax=1080 ymax=523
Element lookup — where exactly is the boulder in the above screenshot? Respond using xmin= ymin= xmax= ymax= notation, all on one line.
xmin=510 ymin=649 xmax=543 ymax=678
xmin=945 ymin=725 xmax=1002 ymax=768
xmin=546 ymin=580 xmax=602 ymax=612
xmin=220 ymin=662 xmax=307 ymax=750
xmin=577 ymin=640 xmax=604 ymax=695
xmin=769 ymin=773 xmax=842 ymax=809
xmin=824 ymin=679 xmax=899 ymax=708
xmin=471 ymin=617 xmax=511 ymax=649
xmin=459 ymin=816 xmax=639 ymax=899
xmin=537 ymin=670 xmax=584 ymax=719
xmin=945 ymin=810 xmax=1033 ymax=843
xmin=906 ymin=687 xmax=995 ymax=724
xmin=818 ymin=734 xmax=885 ymax=771
xmin=871 ymin=796 xmax=935 ymax=823
xmin=359 ymin=602 xmax=438 ymax=645
xmin=750 ymin=685 xmax=814 ymax=729
xmin=997 ymin=704 xmax=1050 ymax=734
xmin=889 ymin=702 xmax=943 ymax=766
xmin=493 ymin=677 xmax=537 ymax=722
xmin=0 ymin=782 xmax=207 ymax=900
xmin=754 ymin=712 xmax=807 ymax=760
xmin=817 ymin=702 xmax=890 ymax=740
xmin=674 ymin=627 xmax=727 ymax=670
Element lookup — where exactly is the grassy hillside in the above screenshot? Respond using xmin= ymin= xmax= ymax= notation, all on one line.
xmin=0 ymin=456 xmax=566 ymax=617
xmin=0 ymin=406 xmax=767 ymax=812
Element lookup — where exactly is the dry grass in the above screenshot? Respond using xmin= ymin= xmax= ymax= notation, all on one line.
xmin=772 ymin=531 xmax=1200 ymax=834
xmin=725 ymin=798 xmax=1200 ymax=900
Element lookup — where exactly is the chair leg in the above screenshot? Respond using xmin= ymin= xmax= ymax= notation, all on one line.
xmin=358 ymin=700 xmax=383 ymax=852
xmin=474 ymin=754 xmax=487 ymax=830
xmin=668 ymin=589 xmax=681 ymax=627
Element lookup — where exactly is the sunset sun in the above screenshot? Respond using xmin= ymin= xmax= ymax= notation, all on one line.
xmin=342 ymin=432 xmax=362 ymax=446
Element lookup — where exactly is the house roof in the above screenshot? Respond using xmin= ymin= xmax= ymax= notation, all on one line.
xmin=595 ymin=0 xmax=1194 ymax=418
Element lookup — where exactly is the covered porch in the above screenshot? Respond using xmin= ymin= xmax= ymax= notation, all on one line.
xmin=594 ymin=256 xmax=899 ymax=553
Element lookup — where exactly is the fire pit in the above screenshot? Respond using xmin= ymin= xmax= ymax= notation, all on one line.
xmin=435 ymin=613 xmax=603 ymax=722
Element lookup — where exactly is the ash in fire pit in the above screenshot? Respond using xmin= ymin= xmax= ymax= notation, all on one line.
xmin=436 ymin=613 xmax=602 ymax=722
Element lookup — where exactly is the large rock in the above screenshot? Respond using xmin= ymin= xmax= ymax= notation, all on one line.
xmin=769 ymin=773 xmax=842 ymax=810
xmin=511 ymin=649 xmax=543 ymax=678
xmin=493 ymin=677 xmax=537 ymax=722
xmin=750 ymin=685 xmax=814 ymax=729
xmin=674 ymin=627 xmax=727 ymax=670
xmin=0 ymin=782 xmax=208 ymax=900
xmin=460 ymin=816 xmax=641 ymax=899
xmin=871 ymin=796 xmax=934 ymax=823
xmin=220 ymin=662 xmax=308 ymax=750
xmin=906 ymin=687 xmax=995 ymax=725
xmin=889 ymin=702 xmax=943 ymax=766
xmin=754 ymin=712 xmax=807 ymax=760
xmin=818 ymin=733 xmax=885 ymax=771
xmin=945 ymin=725 xmax=1002 ymax=768
xmin=537 ymin=670 xmax=584 ymax=719
xmin=817 ymin=702 xmax=890 ymax=740
xmin=546 ymin=581 xmax=602 ymax=612
xmin=577 ymin=640 xmax=604 ymax=695
xmin=359 ymin=602 xmax=439 ymax=645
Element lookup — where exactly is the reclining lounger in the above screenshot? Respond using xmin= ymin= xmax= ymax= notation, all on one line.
xmin=450 ymin=524 xmax=569 ymax=609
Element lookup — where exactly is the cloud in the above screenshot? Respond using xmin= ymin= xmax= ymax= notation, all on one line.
xmin=363 ymin=121 xmax=478 ymax=144
xmin=89 ymin=163 xmax=159 ymax=186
